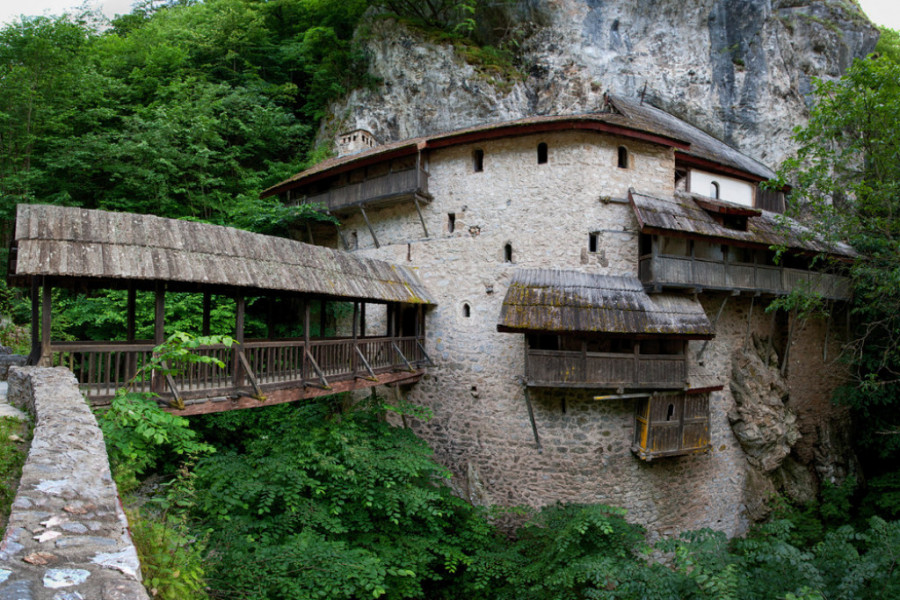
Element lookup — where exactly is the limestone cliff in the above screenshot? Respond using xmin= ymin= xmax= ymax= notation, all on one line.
xmin=327 ymin=0 xmax=878 ymax=168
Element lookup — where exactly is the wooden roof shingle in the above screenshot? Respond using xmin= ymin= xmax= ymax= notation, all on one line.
xmin=497 ymin=269 xmax=714 ymax=338
xmin=12 ymin=204 xmax=435 ymax=304
xmin=629 ymin=189 xmax=856 ymax=257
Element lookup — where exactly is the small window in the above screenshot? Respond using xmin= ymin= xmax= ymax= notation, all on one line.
xmin=589 ymin=232 xmax=600 ymax=253
xmin=462 ymin=303 xmax=471 ymax=318
xmin=666 ymin=403 xmax=675 ymax=422
xmin=448 ymin=213 xmax=456 ymax=233
xmin=537 ymin=142 xmax=548 ymax=165
xmin=473 ymin=149 xmax=484 ymax=172
xmin=710 ymin=181 xmax=720 ymax=199
xmin=504 ymin=243 xmax=513 ymax=263
xmin=617 ymin=146 xmax=629 ymax=169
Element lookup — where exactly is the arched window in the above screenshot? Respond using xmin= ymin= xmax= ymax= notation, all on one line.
xmin=473 ymin=149 xmax=484 ymax=172
xmin=710 ymin=181 xmax=720 ymax=199
xmin=504 ymin=243 xmax=513 ymax=263
xmin=537 ymin=142 xmax=548 ymax=165
xmin=462 ymin=303 xmax=471 ymax=318
xmin=617 ymin=146 xmax=629 ymax=169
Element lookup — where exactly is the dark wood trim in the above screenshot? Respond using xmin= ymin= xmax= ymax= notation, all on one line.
xmin=676 ymin=153 xmax=768 ymax=183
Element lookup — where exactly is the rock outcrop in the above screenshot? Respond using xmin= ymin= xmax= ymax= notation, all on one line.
xmin=328 ymin=0 xmax=878 ymax=168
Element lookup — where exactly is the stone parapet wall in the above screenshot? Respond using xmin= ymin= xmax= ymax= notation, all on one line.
xmin=0 ymin=366 xmax=149 ymax=600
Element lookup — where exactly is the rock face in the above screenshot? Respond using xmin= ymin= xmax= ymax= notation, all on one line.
xmin=329 ymin=0 xmax=878 ymax=168
xmin=728 ymin=335 xmax=799 ymax=473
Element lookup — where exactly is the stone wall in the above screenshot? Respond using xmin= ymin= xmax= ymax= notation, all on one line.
xmin=0 ymin=366 xmax=149 ymax=600
xmin=337 ymin=131 xmax=848 ymax=536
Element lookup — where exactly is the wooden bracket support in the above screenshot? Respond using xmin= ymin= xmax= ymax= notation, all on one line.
xmin=304 ymin=349 xmax=331 ymax=389
xmin=391 ymin=342 xmax=415 ymax=372
xmin=415 ymin=341 xmax=435 ymax=366
xmin=524 ymin=388 xmax=542 ymax=452
xmin=355 ymin=346 xmax=378 ymax=381
xmin=237 ymin=350 xmax=266 ymax=401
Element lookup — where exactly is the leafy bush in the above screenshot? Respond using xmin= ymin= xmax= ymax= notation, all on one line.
xmin=129 ymin=509 xmax=209 ymax=600
xmin=190 ymin=398 xmax=497 ymax=600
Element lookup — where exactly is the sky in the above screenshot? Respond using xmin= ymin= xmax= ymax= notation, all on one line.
xmin=0 ymin=0 xmax=897 ymax=31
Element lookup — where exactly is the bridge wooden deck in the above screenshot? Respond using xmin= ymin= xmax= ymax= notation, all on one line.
xmin=50 ymin=335 xmax=429 ymax=415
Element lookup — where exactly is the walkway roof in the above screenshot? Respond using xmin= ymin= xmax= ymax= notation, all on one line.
xmin=10 ymin=204 xmax=435 ymax=304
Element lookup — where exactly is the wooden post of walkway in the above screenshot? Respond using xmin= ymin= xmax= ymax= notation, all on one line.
xmin=303 ymin=298 xmax=310 ymax=383
xmin=202 ymin=291 xmax=211 ymax=337
xmin=234 ymin=294 xmax=245 ymax=387
xmin=38 ymin=277 xmax=52 ymax=366
xmin=126 ymin=285 xmax=137 ymax=380
xmin=28 ymin=279 xmax=40 ymax=365
xmin=152 ymin=283 xmax=165 ymax=393
xmin=352 ymin=302 xmax=359 ymax=375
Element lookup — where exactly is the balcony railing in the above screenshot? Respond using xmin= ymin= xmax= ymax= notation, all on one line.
xmin=50 ymin=335 xmax=428 ymax=405
xmin=525 ymin=349 xmax=687 ymax=389
xmin=302 ymin=168 xmax=429 ymax=214
xmin=639 ymin=255 xmax=851 ymax=300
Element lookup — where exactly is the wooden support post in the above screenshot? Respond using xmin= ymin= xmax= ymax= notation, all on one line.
xmin=234 ymin=294 xmax=245 ymax=386
xmin=352 ymin=302 xmax=359 ymax=375
xmin=202 ymin=291 xmax=211 ymax=336
xmin=152 ymin=283 xmax=165 ymax=393
xmin=781 ymin=309 xmax=797 ymax=376
xmin=359 ymin=206 xmax=380 ymax=248
xmin=127 ymin=286 xmax=137 ymax=342
xmin=39 ymin=278 xmax=52 ymax=366
xmin=413 ymin=196 xmax=429 ymax=238
xmin=303 ymin=298 xmax=310 ymax=382
xmin=696 ymin=294 xmax=729 ymax=361
xmin=28 ymin=279 xmax=40 ymax=365
xmin=360 ymin=302 xmax=367 ymax=338
xmin=126 ymin=285 xmax=137 ymax=380
xmin=766 ymin=303 xmax=777 ymax=366
xmin=743 ymin=295 xmax=755 ymax=350
xmin=524 ymin=388 xmax=542 ymax=452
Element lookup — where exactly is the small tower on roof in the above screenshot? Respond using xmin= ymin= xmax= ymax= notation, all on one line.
xmin=337 ymin=129 xmax=378 ymax=157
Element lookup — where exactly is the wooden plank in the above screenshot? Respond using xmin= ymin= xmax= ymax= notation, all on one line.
xmin=167 ymin=371 xmax=423 ymax=416
xmin=39 ymin=278 xmax=52 ymax=366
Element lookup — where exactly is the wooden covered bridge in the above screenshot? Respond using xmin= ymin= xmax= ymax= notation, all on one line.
xmin=7 ymin=204 xmax=435 ymax=415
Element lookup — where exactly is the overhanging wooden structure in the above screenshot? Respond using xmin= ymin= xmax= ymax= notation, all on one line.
xmin=8 ymin=204 xmax=436 ymax=415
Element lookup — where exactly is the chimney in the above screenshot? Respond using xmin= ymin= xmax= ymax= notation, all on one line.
xmin=337 ymin=129 xmax=378 ymax=157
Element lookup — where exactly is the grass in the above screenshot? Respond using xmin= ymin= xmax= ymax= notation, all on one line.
xmin=0 ymin=415 xmax=31 ymax=536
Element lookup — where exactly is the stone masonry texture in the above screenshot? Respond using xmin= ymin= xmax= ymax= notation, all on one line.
xmin=0 ymin=367 xmax=149 ymax=600
xmin=335 ymin=130 xmax=850 ymax=537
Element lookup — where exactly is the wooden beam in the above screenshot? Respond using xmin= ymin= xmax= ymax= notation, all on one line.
xmin=234 ymin=294 xmax=245 ymax=386
xmin=39 ymin=277 xmax=52 ymax=366
xmin=167 ymin=371 xmax=423 ymax=416
xmin=28 ymin=278 xmax=40 ymax=365
xmin=202 ymin=291 xmax=211 ymax=336
xmin=413 ymin=196 xmax=429 ymax=238
xmin=152 ymin=283 xmax=165 ymax=393
xmin=524 ymin=388 xmax=542 ymax=452
xmin=359 ymin=206 xmax=380 ymax=248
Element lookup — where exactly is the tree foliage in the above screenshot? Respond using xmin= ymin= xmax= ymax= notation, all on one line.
xmin=772 ymin=50 xmax=900 ymax=459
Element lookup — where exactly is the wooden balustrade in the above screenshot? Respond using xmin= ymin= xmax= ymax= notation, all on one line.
xmin=526 ymin=348 xmax=686 ymax=389
xmin=51 ymin=336 xmax=428 ymax=405
xmin=303 ymin=168 xmax=429 ymax=214
xmin=639 ymin=254 xmax=851 ymax=300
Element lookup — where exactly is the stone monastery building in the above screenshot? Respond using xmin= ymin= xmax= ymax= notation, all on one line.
xmin=262 ymin=94 xmax=855 ymax=535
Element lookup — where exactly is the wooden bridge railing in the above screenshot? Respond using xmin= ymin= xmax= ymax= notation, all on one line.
xmin=525 ymin=348 xmax=687 ymax=390
xmin=50 ymin=335 xmax=428 ymax=405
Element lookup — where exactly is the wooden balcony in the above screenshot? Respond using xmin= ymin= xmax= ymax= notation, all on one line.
xmin=525 ymin=348 xmax=687 ymax=390
xmin=50 ymin=335 xmax=428 ymax=415
xmin=302 ymin=168 xmax=430 ymax=215
xmin=639 ymin=254 xmax=851 ymax=300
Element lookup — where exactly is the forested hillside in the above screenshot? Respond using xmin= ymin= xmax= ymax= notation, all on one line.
xmin=2 ymin=2 xmax=900 ymax=599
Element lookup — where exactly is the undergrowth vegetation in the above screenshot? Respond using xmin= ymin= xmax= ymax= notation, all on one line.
xmin=102 ymin=392 xmax=900 ymax=600
xmin=0 ymin=416 xmax=30 ymax=536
